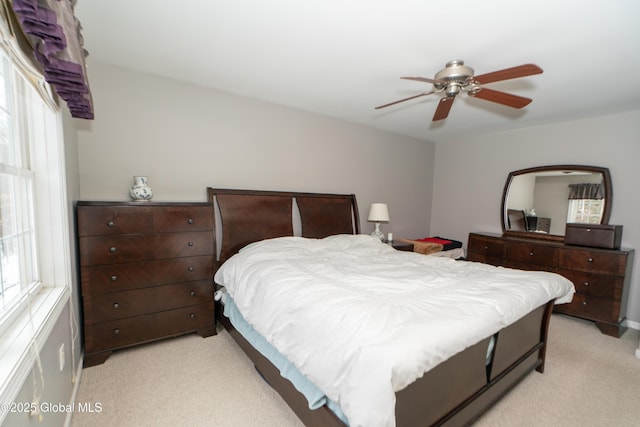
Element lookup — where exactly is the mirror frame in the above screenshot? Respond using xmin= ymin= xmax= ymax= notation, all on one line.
xmin=501 ymin=164 xmax=613 ymax=242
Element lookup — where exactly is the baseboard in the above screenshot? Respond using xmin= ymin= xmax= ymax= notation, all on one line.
xmin=624 ymin=319 xmax=640 ymax=331
xmin=63 ymin=351 xmax=84 ymax=427
xmin=625 ymin=321 xmax=640 ymax=359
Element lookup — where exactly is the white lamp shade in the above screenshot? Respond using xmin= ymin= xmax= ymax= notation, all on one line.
xmin=367 ymin=203 xmax=389 ymax=222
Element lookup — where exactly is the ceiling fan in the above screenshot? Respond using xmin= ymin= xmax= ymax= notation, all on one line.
xmin=375 ymin=60 xmax=543 ymax=121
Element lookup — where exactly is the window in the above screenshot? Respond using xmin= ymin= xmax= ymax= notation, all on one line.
xmin=566 ymin=182 xmax=605 ymax=225
xmin=566 ymin=199 xmax=604 ymax=224
xmin=0 ymin=48 xmax=41 ymax=331
xmin=0 ymin=18 xmax=74 ymax=417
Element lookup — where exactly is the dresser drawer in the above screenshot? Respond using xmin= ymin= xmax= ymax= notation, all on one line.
xmin=77 ymin=204 xmax=213 ymax=236
xmin=503 ymin=260 xmax=554 ymax=272
xmin=85 ymin=302 xmax=214 ymax=353
xmin=152 ymin=205 xmax=213 ymax=232
xmin=558 ymin=248 xmax=627 ymax=276
xmin=79 ymin=231 xmax=214 ymax=266
xmin=467 ymin=234 xmax=505 ymax=264
xmin=506 ymin=242 xmax=558 ymax=267
xmin=78 ymin=205 xmax=154 ymax=236
xmin=84 ymin=280 xmax=213 ymax=324
xmin=81 ymin=255 xmax=213 ymax=294
xmin=556 ymin=269 xmax=623 ymax=299
xmin=554 ymin=294 xmax=620 ymax=323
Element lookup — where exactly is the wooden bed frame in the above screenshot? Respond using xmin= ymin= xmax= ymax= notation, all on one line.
xmin=208 ymin=188 xmax=555 ymax=427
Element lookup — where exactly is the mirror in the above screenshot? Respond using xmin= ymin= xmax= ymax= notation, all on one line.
xmin=501 ymin=165 xmax=612 ymax=241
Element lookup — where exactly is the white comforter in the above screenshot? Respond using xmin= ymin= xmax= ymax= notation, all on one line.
xmin=215 ymin=235 xmax=574 ymax=427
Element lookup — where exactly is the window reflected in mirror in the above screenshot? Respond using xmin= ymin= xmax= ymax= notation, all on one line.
xmin=566 ymin=183 xmax=605 ymax=223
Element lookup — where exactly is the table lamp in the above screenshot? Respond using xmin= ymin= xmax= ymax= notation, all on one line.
xmin=368 ymin=203 xmax=389 ymax=240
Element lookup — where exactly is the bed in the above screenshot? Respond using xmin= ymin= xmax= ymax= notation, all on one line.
xmin=208 ymin=188 xmax=574 ymax=427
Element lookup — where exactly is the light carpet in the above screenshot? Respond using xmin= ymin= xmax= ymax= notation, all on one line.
xmin=71 ymin=314 xmax=640 ymax=427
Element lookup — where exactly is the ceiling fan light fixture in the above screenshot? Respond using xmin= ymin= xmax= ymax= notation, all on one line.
xmin=446 ymin=83 xmax=460 ymax=97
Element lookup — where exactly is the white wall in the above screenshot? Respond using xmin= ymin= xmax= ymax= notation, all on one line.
xmin=506 ymin=174 xmax=535 ymax=211
xmin=76 ymin=61 xmax=435 ymax=241
xmin=431 ymin=110 xmax=640 ymax=324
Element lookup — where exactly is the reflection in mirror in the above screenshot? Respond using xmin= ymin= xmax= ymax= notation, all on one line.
xmin=501 ymin=165 xmax=612 ymax=240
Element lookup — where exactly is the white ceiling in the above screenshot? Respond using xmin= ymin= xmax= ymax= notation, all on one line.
xmin=74 ymin=0 xmax=640 ymax=142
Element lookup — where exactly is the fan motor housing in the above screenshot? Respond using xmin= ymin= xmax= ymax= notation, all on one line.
xmin=434 ymin=60 xmax=474 ymax=90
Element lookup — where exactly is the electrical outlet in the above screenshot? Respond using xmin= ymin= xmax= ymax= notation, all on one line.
xmin=58 ymin=343 xmax=65 ymax=372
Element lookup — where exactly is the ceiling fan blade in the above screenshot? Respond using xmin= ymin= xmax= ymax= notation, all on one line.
xmin=401 ymin=76 xmax=439 ymax=84
xmin=474 ymin=64 xmax=543 ymax=84
xmin=374 ymin=91 xmax=434 ymax=109
xmin=432 ymin=96 xmax=454 ymax=121
xmin=470 ymin=87 xmax=532 ymax=108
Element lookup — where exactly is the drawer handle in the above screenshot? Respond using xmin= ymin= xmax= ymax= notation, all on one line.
xmin=109 ymin=247 xmax=117 ymax=253
xmin=584 ymin=282 xmax=589 ymax=286
xmin=113 ymin=328 xmax=120 ymax=335
xmin=188 ymin=242 xmax=194 ymax=247
xmin=110 ymin=275 xmax=118 ymax=281
xmin=190 ymin=290 xmax=196 ymax=297
xmin=582 ymin=301 xmax=587 ymax=306
xmin=187 ymin=218 xmax=194 ymax=224
xmin=188 ymin=266 xmax=195 ymax=272
xmin=483 ymin=246 xmax=488 ymax=251
xmin=587 ymin=257 xmax=593 ymax=262
xmin=189 ymin=313 xmax=196 ymax=319
xmin=529 ymin=252 xmax=534 ymax=256
xmin=113 ymin=303 xmax=119 ymax=309
xmin=107 ymin=220 xmax=115 ymax=227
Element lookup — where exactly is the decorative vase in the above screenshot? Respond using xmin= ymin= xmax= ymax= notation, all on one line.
xmin=129 ymin=176 xmax=153 ymax=201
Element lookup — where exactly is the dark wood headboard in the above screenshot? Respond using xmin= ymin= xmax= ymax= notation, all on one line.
xmin=207 ymin=188 xmax=360 ymax=266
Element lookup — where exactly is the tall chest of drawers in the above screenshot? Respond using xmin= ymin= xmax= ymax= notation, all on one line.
xmin=467 ymin=232 xmax=634 ymax=337
xmin=77 ymin=201 xmax=216 ymax=367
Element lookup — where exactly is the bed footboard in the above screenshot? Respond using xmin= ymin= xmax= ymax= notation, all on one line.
xmin=396 ymin=301 xmax=554 ymax=426
xmin=490 ymin=301 xmax=553 ymax=377
xmin=217 ymin=300 xmax=554 ymax=427
xmin=395 ymin=337 xmax=491 ymax=426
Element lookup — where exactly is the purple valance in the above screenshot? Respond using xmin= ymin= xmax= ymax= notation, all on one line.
xmin=11 ymin=0 xmax=93 ymax=119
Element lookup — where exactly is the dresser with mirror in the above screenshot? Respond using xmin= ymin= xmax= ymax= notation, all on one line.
xmin=467 ymin=165 xmax=634 ymax=337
